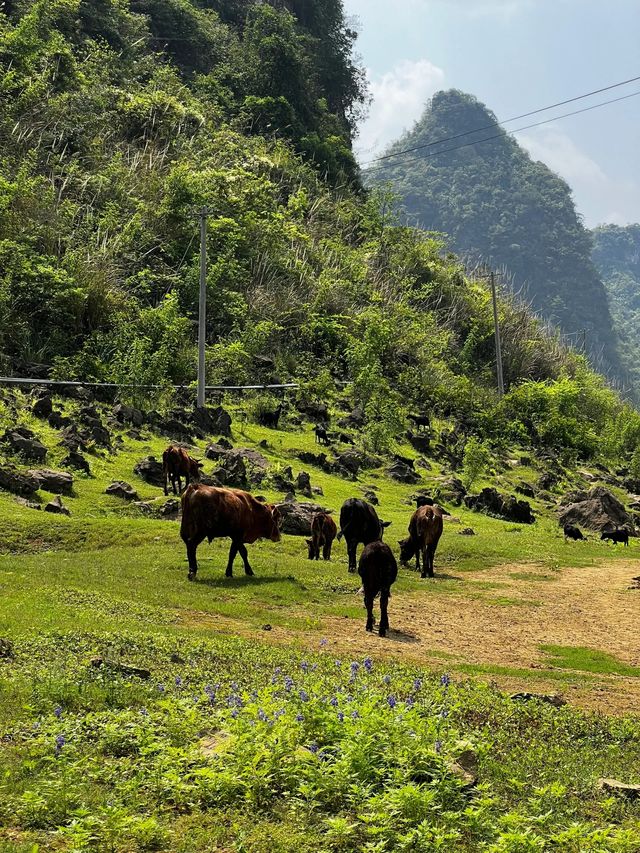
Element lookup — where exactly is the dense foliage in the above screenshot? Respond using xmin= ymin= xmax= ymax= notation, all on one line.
xmin=1 ymin=3 xmax=640 ymax=463
xmin=366 ymin=90 xmax=625 ymax=384
xmin=592 ymin=224 xmax=640 ymax=392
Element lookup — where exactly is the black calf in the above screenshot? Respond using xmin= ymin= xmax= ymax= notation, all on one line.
xmin=358 ymin=541 xmax=398 ymax=637
xmin=601 ymin=528 xmax=629 ymax=546
xmin=563 ymin=524 xmax=585 ymax=541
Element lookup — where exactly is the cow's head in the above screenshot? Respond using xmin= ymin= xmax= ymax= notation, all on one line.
xmin=399 ymin=536 xmax=416 ymax=565
xmin=268 ymin=505 xmax=282 ymax=542
xmin=189 ymin=458 xmax=204 ymax=480
xmin=379 ymin=519 xmax=392 ymax=540
xmin=305 ymin=538 xmax=314 ymax=559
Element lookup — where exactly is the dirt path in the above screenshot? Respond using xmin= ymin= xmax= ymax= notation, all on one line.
xmin=180 ymin=560 xmax=640 ymax=715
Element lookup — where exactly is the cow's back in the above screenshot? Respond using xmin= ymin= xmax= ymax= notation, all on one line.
xmin=340 ymin=498 xmax=380 ymax=545
xmin=413 ymin=505 xmax=444 ymax=545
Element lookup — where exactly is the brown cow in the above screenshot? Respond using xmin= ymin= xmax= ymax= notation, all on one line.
xmin=306 ymin=512 xmax=337 ymax=561
xmin=399 ymin=504 xmax=444 ymax=578
xmin=180 ymin=484 xmax=282 ymax=580
xmin=163 ymin=445 xmax=203 ymax=496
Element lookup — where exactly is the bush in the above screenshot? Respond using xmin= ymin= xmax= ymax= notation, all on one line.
xmin=461 ymin=437 xmax=492 ymax=490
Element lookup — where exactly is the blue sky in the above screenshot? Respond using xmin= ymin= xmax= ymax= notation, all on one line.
xmin=344 ymin=0 xmax=640 ymax=227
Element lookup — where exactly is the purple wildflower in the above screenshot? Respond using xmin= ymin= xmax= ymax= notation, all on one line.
xmin=284 ymin=676 xmax=294 ymax=691
xmin=300 ymin=661 xmax=309 ymax=673
xmin=54 ymin=734 xmax=65 ymax=756
xmin=383 ymin=674 xmax=391 ymax=685
xmin=140 ymin=707 xmax=149 ymax=717
xmin=387 ymin=695 xmax=397 ymax=709
xmin=334 ymin=659 xmax=342 ymax=668
xmin=230 ymin=709 xmax=239 ymax=719
xmin=363 ymin=657 xmax=373 ymax=673
xmin=351 ymin=710 xmax=359 ymax=719
xmin=337 ymin=711 xmax=344 ymax=722
xmin=308 ymin=742 xmax=319 ymax=754
xmin=350 ymin=661 xmax=360 ymax=674
xmin=54 ymin=706 xmax=63 ymax=719
xmin=435 ymin=739 xmax=443 ymax=754
xmin=296 ymin=713 xmax=304 ymax=722
xmin=258 ymin=709 xmax=268 ymax=722
xmin=413 ymin=678 xmax=423 ymax=692
xmin=175 ymin=676 xmax=182 ymax=687
xmin=330 ymin=697 xmax=339 ymax=707
xmin=440 ymin=673 xmax=450 ymax=688
xmin=299 ymin=689 xmax=309 ymax=702
xmin=320 ymin=638 xmax=328 ymax=647
xmin=405 ymin=697 xmax=415 ymax=709
xmin=157 ymin=683 xmax=166 ymax=694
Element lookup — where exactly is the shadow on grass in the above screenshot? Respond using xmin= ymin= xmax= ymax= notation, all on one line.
xmin=387 ymin=628 xmax=421 ymax=644
xmin=195 ymin=574 xmax=304 ymax=589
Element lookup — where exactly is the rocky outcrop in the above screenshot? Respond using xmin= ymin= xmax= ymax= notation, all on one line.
xmin=0 ymin=467 xmax=40 ymax=497
xmin=275 ymin=500 xmax=330 ymax=536
xmin=387 ymin=461 xmax=419 ymax=484
xmin=32 ymin=395 xmax=53 ymax=419
xmin=465 ymin=488 xmax=535 ymax=524
xmin=61 ymin=450 xmax=91 ymax=474
xmin=106 ymin=481 xmax=138 ymax=501
xmin=558 ymin=486 xmax=634 ymax=533
xmin=3 ymin=428 xmax=47 ymax=461
xmin=134 ymin=457 xmax=164 ymax=487
xmin=29 ymin=469 xmax=73 ymax=496
xmin=44 ymin=495 xmax=70 ymax=516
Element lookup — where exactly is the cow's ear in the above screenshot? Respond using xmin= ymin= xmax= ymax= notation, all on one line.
xmin=382 ymin=521 xmax=392 ymax=528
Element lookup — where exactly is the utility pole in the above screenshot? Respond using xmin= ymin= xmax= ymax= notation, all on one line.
xmin=197 ymin=206 xmax=209 ymax=409
xmin=580 ymin=328 xmax=587 ymax=354
xmin=490 ymin=271 xmax=505 ymax=398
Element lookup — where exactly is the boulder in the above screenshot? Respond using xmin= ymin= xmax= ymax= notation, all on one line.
xmin=335 ymin=450 xmax=364 ymax=476
xmin=464 ymin=488 xmax=535 ymax=524
xmin=59 ymin=426 xmax=87 ymax=453
xmin=213 ymin=454 xmax=248 ymax=489
xmin=28 ymin=469 xmax=73 ymax=496
xmin=312 ymin=485 xmax=324 ymax=496
xmin=459 ymin=528 xmax=476 ymax=536
xmin=449 ymin=748 xmax=478 ymax=789
xmin=362 ymin=489 xmax=379 ymax=505
xmin=558 ymin=490 xmax=589 ymax=507
xmin=515 ymin=481 xmax=536 ymax=499
xmin=44 ymin=495 xmax=70 ymax=516
xmin=434 ymin=477 xmax=467 ymax=506
xmin=538 ymin=472 xmax=559 ymax=491
xmin=208 ymin=406 xmax=232 ymax=438
xmin=275 ymin=500 xmax=329 ymax=536
xmin=296 ymin=471 xmax=312 ymax=497
xmin=296 ymin=450 xmax=329 ymax=469
xmin=159 ymin=498 xmax=180 ymax=518
xmin=32 ymin=395 xmax=53 ymax=419
xmin=407 ymin=432 xmax=431 ymax=454
xmin=205 ymin=443 xmax=229 ymax=462
xmin=0 ymin=638 xmax=14 ymax=659
xmin=272 ymin=465 xmax=294 ymax=493
xmin=61 ymin=450 xmax=90 ymax=474
xmin=387 ymin=461 xmax=420 ymax=484
xmin=106 ymin=481 xmax=138 ymax=501
xmin=112 ymin=403 xmax=145 ymax=427
xmin=558 ymin=486 xmax=634 ymax=533
xmin=296 ymin=400 xmax=329 ymax=422
xmin=0 ymin=467 xmax=40 ymax=497
xmin=48 ymin=411 xmax=71 ymax=429
xmin=597 ymin=779 xmax=640 ymax=800
xmin=15 ymin=497 xmax=41 ymax=511
xmin=3 ymin=429 xmax=47 ymax=462
xmin=134 ymin=457 xmax=164 ymax=488
xmin=217 ymin=436 xmax=233 ymax=450
xmin=156 ymin=417 xmax=193 ymax=442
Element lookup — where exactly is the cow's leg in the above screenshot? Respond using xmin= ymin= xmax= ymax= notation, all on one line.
xmin=184 ymin=532 xmax=205 ymax=581
xmin=379 ymin=589 xmax=390 ymax=637
xmin=323 ymin=540 xmax=332 ymax=560
xmin=348 ymin=541 xmax=357 ymax=573
xmin=238 ymin=543 xmax=254 ymax=576
xmin=426 ymin=544 xmax=435 ymax=578
xmin=415 ymin=548 xmax=421 ymax=575
xmin=225 ymin=541 xmax=239 ymax=577
xmin=364 ymin=592 xmax=375 ymax=632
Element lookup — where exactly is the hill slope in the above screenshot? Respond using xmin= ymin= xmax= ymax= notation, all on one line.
xmin=366 ymin=89 xmax=625 ymax=382
xmin=592 ymin=224 xmax=640 ymax=390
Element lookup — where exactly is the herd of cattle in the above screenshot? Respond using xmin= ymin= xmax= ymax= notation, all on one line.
xmin=163 ymin=445 xmax=444 ymax=636
xmin=162 ymin=444 xmax=631 ymax=636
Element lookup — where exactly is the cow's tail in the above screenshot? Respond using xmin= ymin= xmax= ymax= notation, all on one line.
xmin=162 ymin=450 xmax=169 ymax=496
xmin=337 ymin=529 xmax=344 ymax=542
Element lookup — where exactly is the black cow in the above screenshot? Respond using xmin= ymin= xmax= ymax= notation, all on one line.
xmin=259 ymin=404 xmax=284 ymax=429
xmin=314 ymin=424 xmax=330 ymax=445
xmin=416 ymin=496 xmax=434 ymax=508
xmin=563 ymin=524 xmax=585 ymax=541
xmin=601 ymin=528 xmax=629 ymax=546
xmin=359 ymin=541 xmax=398 ymax=637
xmin=408 ymin=414 xmax=431 ymax=432
xmin=337 ymin=498 xmax=391 ymax=573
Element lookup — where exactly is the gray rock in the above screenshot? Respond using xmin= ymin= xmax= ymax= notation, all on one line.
xmin=450 ymin=748 xmax=478 ymax=789
xmin=0 ymin=467 xmax=40 ymax=497
xmin=44 ymin=495 xmax=70 ymax=516
xmin=387 ymin=461 xmax=419 ymax=484
xmin=538 ymin=472 xmax=559 ymax=491
xmin=465 ymin=488 xmax=535 ymax=524
xmin=113 ymin=403 xmax=145 ymax=427
xmin=407 ymin=432 xmax=431 ymax=454
xmin=559 ymin=486 xmax=634 ymax=534
xmin=61 ymin=450 xmax=90 ymax=474
xmin=29 ymin=469 xmax=73 ymax=496
xmin=32 ymin=395 xmax=53 ymax=419
xmin=434 ymin=477 xmax=467 ymax=506
xmin=515 ymin=481 xmax=536 ymax=499
xmin=48 ymin=411 xmax=71 ymax=429
xmin=363 ymin=489 xmax=379 ymax=505
xmin=3 ymin=429 xmax=48 ymax=462
xmin=459 ymin=528 xmax=476 ymax=536
xmin=275 ymin=500 xmax=330 ymax=536
xmin=106 ymin=481 xmax=138 ymax=501
xmin=134 ymin=457 xmax=164 ymax=487
xmin=15 ymin=497 xmax=41 ymax=511
xmin=312 ymin=485 xmax=324 ymax=496
xmin=0 ymin=638 xmax=14 ymax=659
xmin=159 ymin=498 xmax=180 ymax=518
xmin=214 ymin=454 xmax=248 ymax=489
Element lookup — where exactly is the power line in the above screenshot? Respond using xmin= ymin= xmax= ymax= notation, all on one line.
xmin=361 ymin=73 xmax=640 ymax=168
xmin=365 ymin=89 xmax=640 ymax=175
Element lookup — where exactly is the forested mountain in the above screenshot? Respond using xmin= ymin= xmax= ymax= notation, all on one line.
xmin=365 ymin=89 xmax=625 ymax=383
xmin=592 ymin=224 xmax=640 ymax=389
xmin=1 ymin=1 xmax=640 ymax=461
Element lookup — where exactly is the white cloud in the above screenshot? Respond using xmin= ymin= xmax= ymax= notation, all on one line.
xmin=354 ymin=59 xmax=446 ymax=162
xmin=519 ymin=126 xmax=639 ymax=227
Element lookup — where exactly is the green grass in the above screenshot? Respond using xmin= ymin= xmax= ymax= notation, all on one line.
xmin=541 ymin=645 xmax=640 ymax=678
xmin=1 ymin=390 xmax=640 ymax=851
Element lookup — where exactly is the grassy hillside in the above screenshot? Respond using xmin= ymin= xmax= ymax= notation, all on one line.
xmin=1 ymin=388 xmax=640 ymax=850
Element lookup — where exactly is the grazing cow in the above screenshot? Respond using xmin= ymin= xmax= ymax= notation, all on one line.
xmin=306 ymin=512 xmax=337 ymax=561
xmin=399 ymin=504 xmax=444 ymax=578
xmin=259 ymin=403 xmax=284 ymax=429
xmin=314 ymin=424 xmax=330 ymax=445
xmin=180 ymin=484 xmax=282 ymax=580
xmin=601 ymin=528 xmax=630 ymax=546
xmin=416 ymin=496 xmax=434 ymax=508
xmin=563 ymin=524 xmax=585 ymax=541
xmin=163 ymin=445 xmax=203 ymax=496
xmin=408 ymin=414 xmax=431 ymax=432
xmin=337 ymin=498 xmax=391 ymax=573
xmin=358 ymin=541 xmax=398 ymax=637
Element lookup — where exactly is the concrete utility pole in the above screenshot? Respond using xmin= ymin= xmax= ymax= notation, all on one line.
xmin=197 ymin=206 xmax=209 ymax=409
xmin=490 ymin=271 xmax=505 ymax=398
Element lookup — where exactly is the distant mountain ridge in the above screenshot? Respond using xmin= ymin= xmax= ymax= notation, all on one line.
xmin=366 ymin=89 xmax=626 ymax=384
